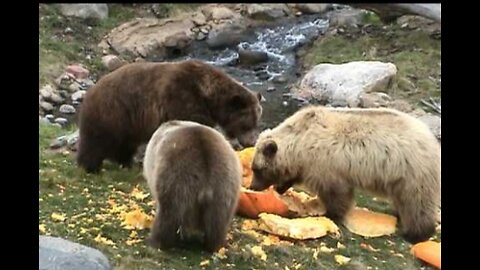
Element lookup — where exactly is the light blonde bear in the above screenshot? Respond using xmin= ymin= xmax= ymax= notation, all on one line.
xmin=250 ymin=105 xmax=440 ymax=243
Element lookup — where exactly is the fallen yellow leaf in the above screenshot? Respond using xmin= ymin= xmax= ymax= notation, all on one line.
xmin=215 ymin=247 xmax=227 ymax=259
xmin=312 ymin=248 xmax=319 ymax=259
xmin=129 ymin=231 xmax=138 ymax=238
xmin=121 ymin=208 xmax=153 ymax=230
xmin=320 ymin=246 xmax=335 ymax=253
xmin=199 ymin=259 xmax=210 ymax=267
xmin=250 ymin=245 xmax=267 ymax=261
xmin=334 ymin=255 xmax=351 ymax=265
xmin=130 ymin=185 xmax=150 ymax=201
xmin=126 ymin=239 xmax=142 ymax=246
xmin=94 ymin=234 xmax=115 ymax=246
xmin=51 ymin=213 xmax=66 ymax=222
xmin=39 ymin=224 xmax=46 ymax=234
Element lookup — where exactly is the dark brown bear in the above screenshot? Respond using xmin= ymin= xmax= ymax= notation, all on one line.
xmin=77 ymin=60 xmax=262 ymax=173
xmin=143 ymin=120 xmax=242 ymax=253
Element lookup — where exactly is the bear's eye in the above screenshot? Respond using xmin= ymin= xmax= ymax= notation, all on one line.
xmin=242 ymin=124 xmax=252 ymax=132
xmin=252 ymin=168 xmax=261 ymax=177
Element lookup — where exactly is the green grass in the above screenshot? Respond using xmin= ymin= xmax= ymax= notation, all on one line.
xmin=39 ymin=3 xmax=201 ymax=85
xmin=39 ymin=123 xmax=439 ymax=270
xmin=302 ymin=22 xmax=441 ymax=106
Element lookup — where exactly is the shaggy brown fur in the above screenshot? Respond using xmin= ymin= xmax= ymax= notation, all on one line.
xmin=143 ymin=120 xmax=242 ymax=252
xmin=77 ymin=60 xmax=262 ymax=173
xmin=250 ymin=105 xmax=441 ymax=243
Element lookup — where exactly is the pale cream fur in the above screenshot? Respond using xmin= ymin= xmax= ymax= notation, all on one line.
xmin=253 ymin=105 xmax=440 ymax=242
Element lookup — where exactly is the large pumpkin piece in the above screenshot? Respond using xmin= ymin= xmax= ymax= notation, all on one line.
xmin=411 ymin=240 xmax=441 ymax=269
xmin=343 ymin=207 xmax=397 ymax=237
xmin=235 ymin=147 xmax=326 ymax=219
xmin=237 ymin=188 xmax=290 ymax=219
xmin=237 ymin=147 xmax=256 ymax=187
xmin=257 ymin=213 xmax=339 ymax=240
xmin=237 ymin=147 xmax=290 ymax=219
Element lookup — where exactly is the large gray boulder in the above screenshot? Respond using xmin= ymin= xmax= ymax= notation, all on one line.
xmin=295 ymin=61 xmax=397 ymax=107
xmin=58 ymin=4 xmax=108 ymax=20
xmin=39 ymin=236 xmax=111 ymax=270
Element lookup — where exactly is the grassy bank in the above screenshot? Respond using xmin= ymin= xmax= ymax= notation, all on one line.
xmin=301 ymin=14 xmax=441 ymax=107
xmin=39 ymin=4 xmax=200 ymax=86
xmin=39 ymin=123 xmax=439 ymax=270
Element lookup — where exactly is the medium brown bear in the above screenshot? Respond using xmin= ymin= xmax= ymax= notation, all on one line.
xmin=143 ymin=120 xmax=242 ymax=252
xmin=250 ymin=105 xmax=441 ymax=243
xmin=77 ymin=59 xmax=262 ymax=173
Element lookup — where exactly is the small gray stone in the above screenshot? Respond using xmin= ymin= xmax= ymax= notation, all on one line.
xmin=54 ymin=118 xmax=68 ymax=126
xmin=330 ymin=9 xmax=365 ymax=27
xmin=200 ymin=27 xmax=210 ymax=34
xmin=52 ymin=123 xmax=63 ymax=128
xmin=238 ymin=49 xmax=269 ymax=66
xmin=71 ymin=91 xmax=86 ymax=102
xmin=79 ymin=78 xmax=95 ymax=89
xmin=64 ymin=27 xmax=74 ymax=34
xmin=272 ymin=75 xmax=287 ymax=84
xmin=191 ymin=11 xmax=207 ymax=26
xmin=196 ymin=32 xmax=207 ymax=41
xmin=45 ymin=114 xmax=55 ymax=121
xmin=101 ymin=55 xmax=126 ymax=71
xmin=359 ymin=92 xmax=392 ymax=108
xmin=50 ymin=93 xmax=65 ymax=104
xmin=58 ymin=90 xmax=69 ymax=98
xmin=50 ymin=136 xmax=67 ymax=149
xmin=40 ymin=88 xmax=52 ymax=100
xmin=256 ymin=71 xmax=270 ymax=81
xmin=67 ymin=130 xmax=80 ymax=147
xmin=40 ymin=117 xmax=51 ymax=125
xmin=39 ymin=235 xmax=111 ymax=270
xmin=282 ymin=101 xmax=289 ymax=106
xmin=206 ymin=23 xmax=250 ymax=50
xmin=59 ymin=104 xmax=76 ymax=114
xmin=40 ymin=102 xmax=54 ymax=112
xmin=293 ymin=4 xmax=331 ymax=14
xmin=68 ymin=82 xmax=81 ymax=93
xmin=267 ymin=86 xmax=276 ymax=92
xmin=247 ymin=4 xmax=289 ymax=21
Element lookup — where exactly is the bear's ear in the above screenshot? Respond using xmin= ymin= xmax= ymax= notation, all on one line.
xmin=263 ymin=139 xmax=278 ymax=158
xmin=228 ymin=95 xmax=247 ymax=111
xmin=305 ymin=110 xmax=316 ymax=119
xmin=256 ymin=92 xmax=265 ymax=102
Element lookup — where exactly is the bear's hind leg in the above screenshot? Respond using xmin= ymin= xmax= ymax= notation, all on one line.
xmin=201 ymin=202 xmax=230 ymax=253
xmin=392 ymin=190 xmax=436 ymax=244
xmin=146 ymin=206 xmax=180 ymax=250
xmin=113 ymin=143 xmax=137 ymax=168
